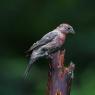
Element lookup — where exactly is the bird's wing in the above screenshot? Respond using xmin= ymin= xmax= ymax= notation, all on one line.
xmin=27 ymin=31 xmax=58 ymax=52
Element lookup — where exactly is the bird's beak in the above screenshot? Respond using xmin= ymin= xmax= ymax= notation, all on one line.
xmin=70 ymin=28 xmax=75 ymax=34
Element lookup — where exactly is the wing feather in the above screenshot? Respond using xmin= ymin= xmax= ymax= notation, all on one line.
xmin=27 ymin=31 xmax=57 ymax=52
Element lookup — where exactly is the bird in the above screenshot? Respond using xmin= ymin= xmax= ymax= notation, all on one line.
xmin=24 ymin=23 xmax=75 ymax=78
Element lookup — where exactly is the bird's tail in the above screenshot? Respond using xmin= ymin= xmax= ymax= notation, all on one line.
xmin=24 ymin=59 xmax=35 ymax=79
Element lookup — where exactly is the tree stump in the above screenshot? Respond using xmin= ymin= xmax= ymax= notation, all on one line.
xmin=47 ymin=50 xmax=75 ymax=95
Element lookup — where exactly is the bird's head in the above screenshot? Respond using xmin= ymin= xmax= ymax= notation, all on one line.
xmin=57 ymin=23 xmax=75 ymax=34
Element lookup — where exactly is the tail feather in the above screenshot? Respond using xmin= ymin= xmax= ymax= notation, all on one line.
xmin=24 ymin=64 xmax=32 ymax=79
xmin=24 ymin=59 xmax=35 ymax=79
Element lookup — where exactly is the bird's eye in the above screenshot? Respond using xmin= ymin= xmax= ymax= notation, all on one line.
xmin=67 ymin=27 xmax=70 ymax=30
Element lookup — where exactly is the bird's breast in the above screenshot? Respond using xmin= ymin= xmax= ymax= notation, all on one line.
xmin=58 ymin=34 xmax=66 ymax=44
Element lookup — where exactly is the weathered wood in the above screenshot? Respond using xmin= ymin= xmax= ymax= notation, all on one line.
xmin=47 ymin=50 xmax=75 ymax=95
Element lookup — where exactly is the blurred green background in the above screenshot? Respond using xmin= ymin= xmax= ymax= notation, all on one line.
xmin=0 ymin=0 xmax=95 ymax=95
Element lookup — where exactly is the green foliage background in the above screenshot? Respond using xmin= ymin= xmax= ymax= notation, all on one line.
xmin=0 ymin=0 xmax=95 ymax=95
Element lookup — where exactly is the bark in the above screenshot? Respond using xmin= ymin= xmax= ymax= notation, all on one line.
xmin=47 ymin=50 xmax=75 ymax=95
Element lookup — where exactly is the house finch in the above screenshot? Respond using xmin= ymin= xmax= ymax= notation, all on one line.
xmin=24 ymin=23 xmax=75 ymax=78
